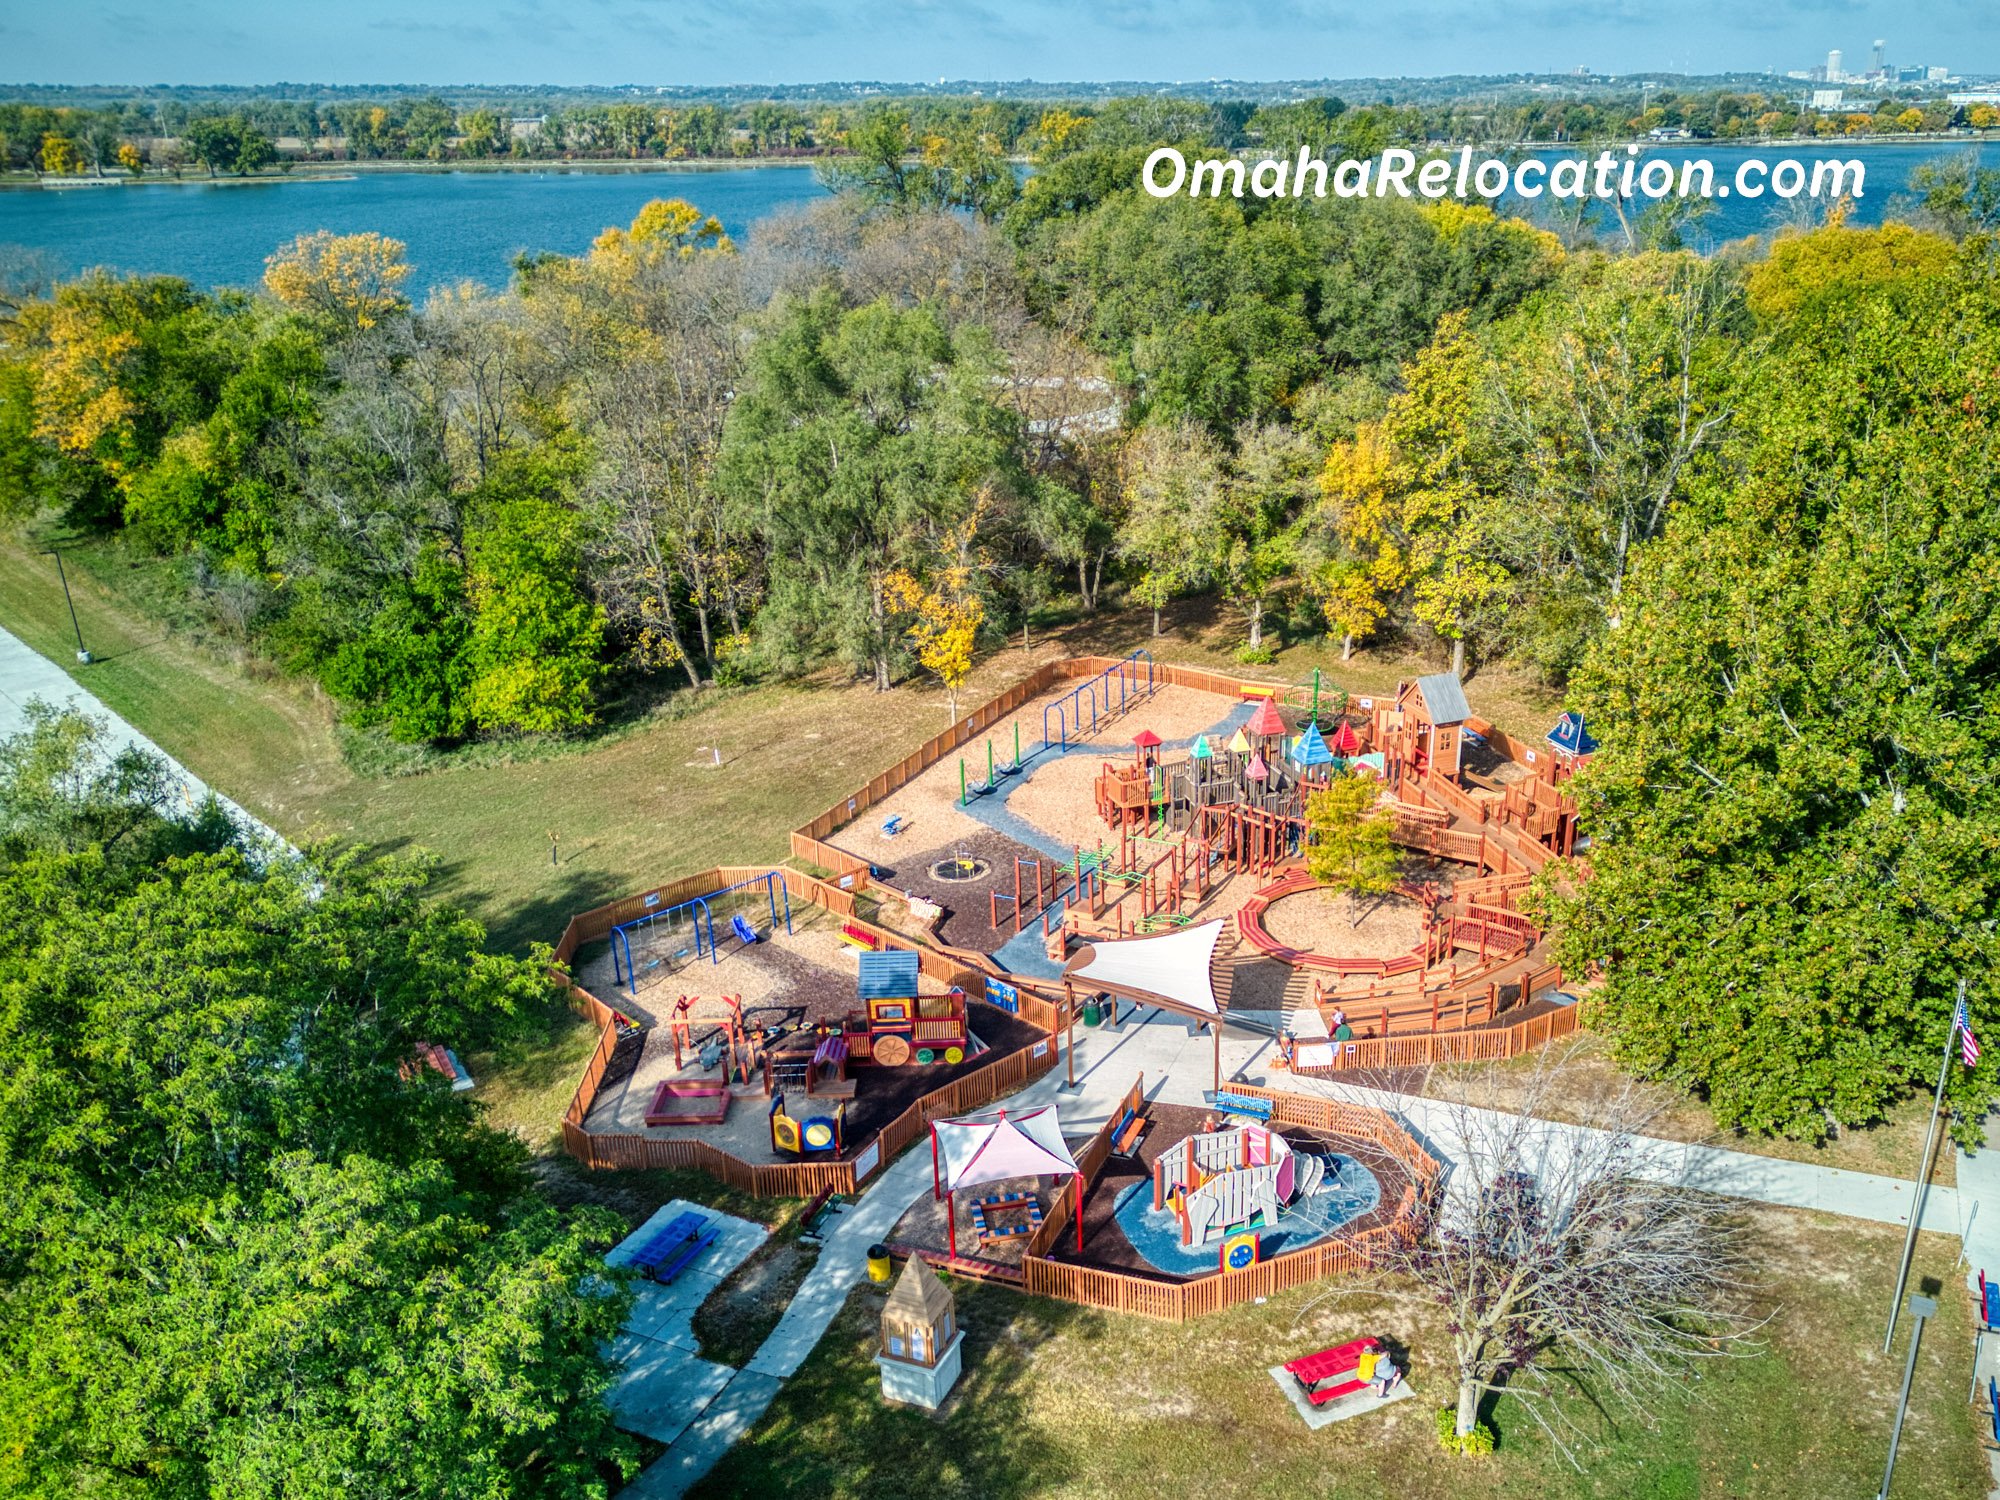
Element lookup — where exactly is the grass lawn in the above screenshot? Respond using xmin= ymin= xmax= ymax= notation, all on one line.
xmin=692 ymin=1213 xmax=1987 ymax=1500
xmin=1428 ymin=1031 xmax=1960 ymax=1187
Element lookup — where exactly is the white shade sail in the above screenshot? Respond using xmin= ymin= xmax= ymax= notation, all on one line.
xmin=1060 ymin=919 xmax=1224 ymax=1019
xmin=932 ymin=1105 xmax=1081 ymax=1193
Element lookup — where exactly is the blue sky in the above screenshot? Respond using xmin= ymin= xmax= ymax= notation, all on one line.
xmin=2 ymin=0 xmax=1993 ymax=86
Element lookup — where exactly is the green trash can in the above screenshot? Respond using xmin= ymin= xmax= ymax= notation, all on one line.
xmin=1082 ymin=999 xmax=1103 ymax=1028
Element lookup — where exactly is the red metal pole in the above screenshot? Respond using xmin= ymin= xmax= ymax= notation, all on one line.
xmin=1074 ymin=1174 xmax=1084 ymax=1253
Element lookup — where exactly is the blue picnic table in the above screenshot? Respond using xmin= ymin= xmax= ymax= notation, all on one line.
xmin=629 ymin=1211 xmax=718 ymax=1284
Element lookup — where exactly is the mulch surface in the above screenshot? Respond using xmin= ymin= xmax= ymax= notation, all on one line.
xmin=867 ymin=827 xmax=1071 ymax=956
xmin=1048 ymin=1104 xmax=1414 ymax=1282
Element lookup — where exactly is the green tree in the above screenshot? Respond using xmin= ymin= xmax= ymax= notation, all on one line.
xmin=464 ymin=487 xmax=608 ymax=734
xmin=718 ymin=291 xmax=1020 ymax=689
xmin=1542 ymin=263 xmax=2000 ymax=1142
xmin=1306 ymin=771 xmax=1400 ymax=916
xmin=1114 ymin=420 xmax=1219 ymax=637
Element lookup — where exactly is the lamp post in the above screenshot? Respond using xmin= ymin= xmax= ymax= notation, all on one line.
xmin=44 ymin=548 xmax=89 ymax=664
xmin=1877 ymin=1294 xmax=1937 ymax=1500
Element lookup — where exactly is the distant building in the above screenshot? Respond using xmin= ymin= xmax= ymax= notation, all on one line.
xmin=1827 ymin=49 xmax=1844 ymax=81
xmin=1811 ymin=89 xmax=1845 ymax=110
xmin=509 ymin=116 xmax=545 ymax=139
xmin=1929 ymin=67 xmax=1951 ymax=82
xmin=1949 ymin=89 xmax=2000 ymax=106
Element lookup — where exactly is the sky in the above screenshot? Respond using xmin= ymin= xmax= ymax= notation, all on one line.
xmin=1 ymin=0 xmax=1994 ymax=87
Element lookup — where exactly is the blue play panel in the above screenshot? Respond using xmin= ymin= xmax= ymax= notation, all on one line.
xmin=1110 ymin=1153 xmax=1382 ymax=1276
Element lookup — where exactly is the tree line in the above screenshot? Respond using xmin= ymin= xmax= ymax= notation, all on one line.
xmin=7 ymin=82 xmax=1997 ymax=178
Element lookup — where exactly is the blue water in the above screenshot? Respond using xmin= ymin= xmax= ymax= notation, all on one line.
xmin=0 ymin=142 xmax=1982 ymax=295
xmin=1111 ymin=1152 xmax=1380 ymax=1276
xmin=0 ymin=166 xmax=828 ymax=294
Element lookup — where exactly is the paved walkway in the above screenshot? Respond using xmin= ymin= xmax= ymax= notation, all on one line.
xmin=0 ymin=622 xmax=285 ymax=849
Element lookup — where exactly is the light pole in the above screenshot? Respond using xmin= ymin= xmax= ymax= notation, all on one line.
xmin=43 ymin=548 xmax=90 ymax=664
xmin=1877 ymin=1294 xmax=1937 ymax=1500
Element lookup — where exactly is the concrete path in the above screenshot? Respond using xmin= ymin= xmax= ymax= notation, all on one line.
xmin=0 ymin=622 xmax=285 ymax=849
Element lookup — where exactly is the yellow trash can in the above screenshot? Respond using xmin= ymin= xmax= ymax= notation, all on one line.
xmin=866 ymin=1244 xmax=893 ymax=1283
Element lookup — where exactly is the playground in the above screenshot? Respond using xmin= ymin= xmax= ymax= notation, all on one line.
xmin=572 ymin=908 xmax=1047 ymax=1164
xmin=818 ymin=655 xmax=1582 ymax=1054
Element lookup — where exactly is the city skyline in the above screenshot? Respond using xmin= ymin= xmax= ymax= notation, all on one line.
xmin=1 ymin=2 xmax=1993 ymax=90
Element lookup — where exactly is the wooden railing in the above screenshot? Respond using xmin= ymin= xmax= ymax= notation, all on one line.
xmin=1289 ymin=967 xmax=1577 ymax=1073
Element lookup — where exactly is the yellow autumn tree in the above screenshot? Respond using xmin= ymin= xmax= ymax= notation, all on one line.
xmin=884 ymin=562 xmax=984 ymax=723
xmin=40 ymin=134 xmax=82 ymax=176
xmin=588 ymin=199 xmax=731 ymax=278
xmin=263 ymin=230 xmax=412 ymax=333
xmin=1310 ymin=423 xmax=1407 ymax=659
xmin=116 ymin=142 xmax=145 ymax=176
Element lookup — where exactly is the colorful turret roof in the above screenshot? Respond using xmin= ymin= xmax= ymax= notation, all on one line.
xmin=1228 ymin=728 xmax=1251 ymax=754
xmin=1244 ymin=696 xmax=1287 ymax=738
xmin=1132 ymin=728 xmax=1162 ymax=748
xmin=1191 ymin=735 xmax=1213 ymax=761
xmin=1329 ymin=718 xmax=1361 ymax=756
xmin=1245 ymin=751 xmax=1269 ymax=781
xmin=1292 ymin=722 xmax=1334 ymax=767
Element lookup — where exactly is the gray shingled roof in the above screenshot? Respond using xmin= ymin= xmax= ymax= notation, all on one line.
xmin=1415 ymin=672 xmax=1471 ymax=725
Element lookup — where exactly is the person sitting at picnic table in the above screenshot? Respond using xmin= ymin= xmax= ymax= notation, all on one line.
xmin=1334 ymin=1020 xmax=1354 ymax=1043
xmin=1373 ymin=1355 xmax=1402 ymax=1396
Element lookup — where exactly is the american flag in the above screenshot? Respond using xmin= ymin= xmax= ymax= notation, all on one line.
xmin=1959 ymin=996 xmax=1981 ymax=1069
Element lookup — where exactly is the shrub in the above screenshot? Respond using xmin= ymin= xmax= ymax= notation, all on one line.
xmin=1436 ymin=1406 xmax=1497 ymax=1457
xmin=1235 ymin=642 xmax=1278 ymax=665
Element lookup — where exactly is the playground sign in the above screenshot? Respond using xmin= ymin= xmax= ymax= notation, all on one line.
xmin=853 ymin=1140 xmax=881 ymax=1183
xmin=986 ymin=978 xmax=1021 ymax=1014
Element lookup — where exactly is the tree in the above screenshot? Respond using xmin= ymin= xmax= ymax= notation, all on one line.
xmin=1210 ymin=423 xmax=1312 ymax=649
xmin=885 ymin=552 xmax=985 ymax=722
xmin=115 ymin=141 xmax=144 ymax=175
xmin=1541 ymin=263 xmax=2000 ymax=1142
xmin=1304 ymin=771 xmax=1399 ymax=915
xmin=1310 ymin=423 xmax=1405 ymax=659
xmin=264 ymin=230 xmax=412 ymax=334
xmin=0 ymin=698 xmax=236 ymax=879
xmin=463 ymin=488 xmax=608 ymax=734
xmin=1115 ymin=420 xmax=1219 ymax=636
xmin=38 ymin=133 xmax=81 ymax=176
xmin=718 ymin=292 xmax=1020 ymax=690
xmin=1330 ymin=1055 xmax=1755 ymax=1459
xmin=588 ymin=198 xmax=730 ymax=273
xmin=0 ymin=842 xmax=635 ymax=1500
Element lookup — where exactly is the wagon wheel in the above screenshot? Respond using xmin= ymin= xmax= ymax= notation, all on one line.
xmin=944 ymin=1046 xmax=964 ymax=1065
xmin=915 ymin=1048 xmax=936 ymax=1066
xmin=874 ymin=1034 xmax=912 ymax=1067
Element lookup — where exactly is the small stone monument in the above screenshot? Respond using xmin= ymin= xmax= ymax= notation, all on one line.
xmin=876 ymin=1254 xmax=963 ymax=1410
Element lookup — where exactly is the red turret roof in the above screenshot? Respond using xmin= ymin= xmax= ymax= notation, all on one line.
xmin=1244 ymin=696 xmax=1286 ymax=738
xmin=1132 ymin=729 xmax=1162 ymax=748
xmin=1330 ymin=719 xmax=1361 ymax=756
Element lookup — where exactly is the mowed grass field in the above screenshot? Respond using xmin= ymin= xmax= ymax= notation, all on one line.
xmin=697 ymin=1216 xmax=1988 ymax=1500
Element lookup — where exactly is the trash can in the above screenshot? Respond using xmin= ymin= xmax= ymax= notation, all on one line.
xmin=1082 ymin=999 xmax=1103 ymax=1028
xmin=866 ymin=1244 xmax=893 ymax=1283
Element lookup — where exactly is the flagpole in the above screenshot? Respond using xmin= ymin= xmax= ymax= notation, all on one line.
xmin=1885 ymin=977 xmax=1965 ymax=1353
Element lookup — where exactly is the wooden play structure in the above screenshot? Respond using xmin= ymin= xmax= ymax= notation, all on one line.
xmin=668 ymin=994 xmax=754 ymax=1084
xmin=1153 ymin=1123 xmax=1328 ymax=1246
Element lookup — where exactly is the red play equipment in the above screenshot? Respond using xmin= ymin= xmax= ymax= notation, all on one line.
xmin=669 ymin=993 xmax=753 ymax=1084
xmin=929 ymin=1106 xmax=1085 ymax=1256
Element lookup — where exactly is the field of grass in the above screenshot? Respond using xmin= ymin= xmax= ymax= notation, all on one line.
xmin=694 ymin=1214 xmax=1987 ymax=1500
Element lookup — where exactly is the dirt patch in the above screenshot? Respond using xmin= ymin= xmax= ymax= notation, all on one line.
xmin=692 ymin=1234 xmax=822 ymax=1366
xmin=1262 ymin=887 xmax=1427 ymax=961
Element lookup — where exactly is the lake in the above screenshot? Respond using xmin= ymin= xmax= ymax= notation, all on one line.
xmin=0 ymin=166 xmax=830 ymax=293
xmin=0 ymin=141 xmax=1987 ymax=293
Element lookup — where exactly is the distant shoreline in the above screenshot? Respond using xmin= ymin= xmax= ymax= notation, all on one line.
xmin=0 ymin=157 xmax=830 ymax=189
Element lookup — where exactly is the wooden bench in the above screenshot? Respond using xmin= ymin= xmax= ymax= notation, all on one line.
xmin=1283 ymin=1337 xmax=1383 ymax=1407
xmin=1111 ymin=1105 xmax=1147 ymax=1157
xmin=838 ymin=923 xmax=881 ymax=950
xmin=799 ymin=1187 xmax=839 ymax=1242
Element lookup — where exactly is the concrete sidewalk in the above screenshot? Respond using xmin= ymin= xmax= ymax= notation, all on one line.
xmin=0 ymin=622 xmax=286 ymax=849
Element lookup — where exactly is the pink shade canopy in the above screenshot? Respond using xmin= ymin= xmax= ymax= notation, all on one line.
xmin=932 ymin=1105 xmax=1081 ymax=1193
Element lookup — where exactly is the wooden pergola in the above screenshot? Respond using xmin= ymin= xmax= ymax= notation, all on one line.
xmin=1059 ymin=919 xmax=1235 ymax=1094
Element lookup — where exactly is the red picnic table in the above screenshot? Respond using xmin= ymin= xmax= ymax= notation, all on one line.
xmin=1283 ymin=1337 xmax=1383 ymax=1407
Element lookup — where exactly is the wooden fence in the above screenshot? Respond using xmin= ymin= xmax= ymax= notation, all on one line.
xmin=1288 ymin=967 xmax=1578 ymax=1073
xmin=1013 ymin=1083 xmax=1438 ymax=1322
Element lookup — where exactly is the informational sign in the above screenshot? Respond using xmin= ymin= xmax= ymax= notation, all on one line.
xmin=853 ymin=1140 xmax=881 ymax=1183
xmin=643 ymin=892 xmax=660 ymax=909
xmin=1358 ymin=697 xmax=1374 ymax=710
xmin=839 ymin=873 xmax=855 ymax=890
xmin=1031 ymin=1040 xmax=1049 ymax=1060
xmin=1525 ymin=749 xmax=1538 ymax=764
xmin=986 ymin=978 xmax=1021 ymax=1014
